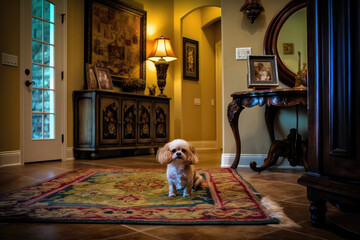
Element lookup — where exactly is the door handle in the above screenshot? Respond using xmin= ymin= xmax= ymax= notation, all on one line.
xmin=25 ymin=80 xmax=35 ymax=87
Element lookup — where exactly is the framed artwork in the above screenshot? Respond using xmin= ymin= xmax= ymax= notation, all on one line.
xmin=247 ymin=55 xmax=279 ymax=88
xmin=95 ymin=67 xmax=113 ymax=90
xmin=85 ymin=64 xmax=99 ymax=89
xmin=85 ymin=0 xmax=147 ymax=82
xmin=283 ymin=43 xmax=294 ymax=55
xmin=183 ymin=37 xmax=199 ymax=81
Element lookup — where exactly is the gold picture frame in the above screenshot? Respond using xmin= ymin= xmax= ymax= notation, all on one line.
xmin=85 ymin=0 xmax=147 ymax=82
xmin=85 ymin=64 xmax=99 ymax=89
xmin=95 ymin=67 xmax=113 ymax=91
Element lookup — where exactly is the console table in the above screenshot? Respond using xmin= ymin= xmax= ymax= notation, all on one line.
xmin=227 ymin=88 xmax=307 ymax=171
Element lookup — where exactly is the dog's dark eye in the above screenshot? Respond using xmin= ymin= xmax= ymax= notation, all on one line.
xmin=171 ymin=149 xmax=176 ymax=153
xmin=181 ymin=149 xmax=186 ymax=153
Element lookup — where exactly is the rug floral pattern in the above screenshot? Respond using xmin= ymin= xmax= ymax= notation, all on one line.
xmin=0 ymin=168 xmax=278 ymax=224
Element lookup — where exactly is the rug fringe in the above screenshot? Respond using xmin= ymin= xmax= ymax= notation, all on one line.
xmin=260 ymin=197 xmax=301 ymax=228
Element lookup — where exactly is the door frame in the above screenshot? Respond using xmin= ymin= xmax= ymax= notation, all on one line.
xmin=19 ymin=0 xmax=68 ymax=164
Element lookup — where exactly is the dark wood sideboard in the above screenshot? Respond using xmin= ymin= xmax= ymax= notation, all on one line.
xmin=73 ymin=90 xmax=170 ymax=159
xmin=298 ymin=0 xmax=360 ymax=229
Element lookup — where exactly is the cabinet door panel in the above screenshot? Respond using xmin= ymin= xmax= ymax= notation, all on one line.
xmin=154 ymin=103 xmax=169 ymax=142
xmin=99 ymin=97 xmax=121 ymax=145
xmin=138 ymin=101 xmax=152 ymax=143
xmin=122 ymin=100 xmax=137 ymax=144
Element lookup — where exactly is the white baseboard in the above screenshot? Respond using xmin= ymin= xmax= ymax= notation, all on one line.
xmin=0 ymin=151 xmax=21 ymax=167
xmin=188 ymin=141 xmax=218 ymax=150
xmin=66 ymin=147 xmax=74 ymax=161
xmin=221 ymin=153 xmax=304 ymax=169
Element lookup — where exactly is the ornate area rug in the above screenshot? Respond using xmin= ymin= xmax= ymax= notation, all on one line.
xmin=0 ymin=168 xmax=278 ymax=225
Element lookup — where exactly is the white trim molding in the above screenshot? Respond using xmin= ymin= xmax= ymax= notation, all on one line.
xmin=0 ymin=151 xmax=21 ymax=167
xmin=66 ymin=147 xmax=74 ymax=161
xmin=188 ymin=141 xmax=218 ymax=151
xmin=221 ymin=153 xmax=304 ymax=169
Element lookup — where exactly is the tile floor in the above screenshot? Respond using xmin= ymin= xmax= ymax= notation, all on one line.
xmin=0 ymin=150 xmax=355 ymax=239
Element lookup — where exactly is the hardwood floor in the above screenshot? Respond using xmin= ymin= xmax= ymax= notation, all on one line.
xmin=0 ymin=151 xmax=352 ymax=239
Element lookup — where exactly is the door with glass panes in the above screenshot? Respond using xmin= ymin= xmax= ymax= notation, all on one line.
xmin=20 ymin=0 xmax=66 ymax=163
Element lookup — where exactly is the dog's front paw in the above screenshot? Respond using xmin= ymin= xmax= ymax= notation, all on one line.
xmin=183 ymin=193 xmax=191 ymax=197
xmin=169 ymin=193 xmax=176 ymax=197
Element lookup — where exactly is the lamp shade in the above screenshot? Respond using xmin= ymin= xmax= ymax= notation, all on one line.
xmin=148 ymin=36 xmax=177 ymax=62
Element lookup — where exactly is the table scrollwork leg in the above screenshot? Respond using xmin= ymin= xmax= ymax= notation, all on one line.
xmin=227 ymin=100 xmax=244 ymax=169
xmin=265 ymin=105 xmax=278 ymax=143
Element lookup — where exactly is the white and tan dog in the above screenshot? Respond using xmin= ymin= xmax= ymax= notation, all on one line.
xmin=156 ymin=139 xmax=206 ymax=197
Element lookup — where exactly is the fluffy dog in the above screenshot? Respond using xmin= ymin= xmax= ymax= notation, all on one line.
xmin=156 ymin=139 xmax=205 ymax=197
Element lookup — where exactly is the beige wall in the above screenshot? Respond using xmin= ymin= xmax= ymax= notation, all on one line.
xmin=0 ymin=0 xmax=20 ymax=151
xmin=222 ymin=0 xmax=307 ymax=155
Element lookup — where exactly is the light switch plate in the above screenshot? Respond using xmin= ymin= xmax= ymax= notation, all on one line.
xmin=2 ymin=53 xmax=18 ymax=67
xmin=235 ymin=48 xmax=252 ymax=60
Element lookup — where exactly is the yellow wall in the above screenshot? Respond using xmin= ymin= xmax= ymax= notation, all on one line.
xmin=0 ymin=0 xmax=20 ymax=151
xmin=222 ymin=0 xmax=307 ymax=154
xmin=182 ymin=7 xmax=220 ymax=142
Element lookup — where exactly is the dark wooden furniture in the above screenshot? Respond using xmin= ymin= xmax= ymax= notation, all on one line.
xmin=73 ymin=90 xmax=170 ymax=159
xmin=297 ymin=0 xmax=360 ymax=228
xmin=227 ymin=88 xmax=307 ymax=170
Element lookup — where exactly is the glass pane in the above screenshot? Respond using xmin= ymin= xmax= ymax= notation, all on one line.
xmin=32 ymin=114 xmax=43 ymax=139
xmin=44 ymin=44 xmax=54 ymax=66
xmin=44 ymin=22 xmax=54 ymax=44
xmin=44 ymin=114 xmax=55 ymax=139
xmin=44 ymin=90 xmax=54 ymax=113
xmin=32 ymin=89 xmax=43 ymax=112
xmin=32 ymin=41 xmax=43 ymax=64
xmin=44 ymin=67 xmax=54 ymax=89
xmin=32 ymin=18 xmax=43 ymax=41
xmin=44 ymin=1 xmax=55 ymax=23
xmin=32 ymin=64 xmax=43 ymax=87
xmin=32 ymin=0 xmax=43 ymax=18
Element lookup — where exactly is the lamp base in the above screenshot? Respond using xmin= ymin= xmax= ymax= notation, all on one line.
xmin=155 ymin=62 xmax=169 ymax=97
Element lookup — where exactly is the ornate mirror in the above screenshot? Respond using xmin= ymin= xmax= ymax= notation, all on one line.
xmin=264 ymin=0 xmax=307 ymax=87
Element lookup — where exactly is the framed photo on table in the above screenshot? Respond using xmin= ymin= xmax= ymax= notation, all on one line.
xmin=183 ymin=37 xmax=199 ymax=81
xmin=247 ymin=55 xmax=279 ymax=88
xmin=85 ymin=0 xmax=147 ymax=82
xmin=95 ymin=67 xmax=113 ymax=90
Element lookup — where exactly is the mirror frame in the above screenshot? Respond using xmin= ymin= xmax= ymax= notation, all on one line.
xmin=264 ymin=0 xmax=307 ymax=87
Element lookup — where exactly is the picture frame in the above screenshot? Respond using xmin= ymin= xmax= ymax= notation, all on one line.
xmin=85 ymin=64 xmax=99 ymax=89
xmin=247 ymin=55 xmax=279 ymax=88
xmin=85 ymin=0 xmax=147 ymax=82
xmin=183 ymin=37 xmax=199 ymax=81
xmin=283 ymin=43 xmax=294 ymax=55
xmin=95 ymin=67 xmax=113 ymax=90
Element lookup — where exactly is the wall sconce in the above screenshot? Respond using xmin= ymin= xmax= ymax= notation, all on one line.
xmin=148 ymin=36 xmax=177 ymax=97
xmin=240 ymin=0 xmax=264 ymax=24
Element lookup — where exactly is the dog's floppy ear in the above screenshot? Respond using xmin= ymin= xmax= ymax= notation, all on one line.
xmin=187 ymin=144 xmax=199 ymax=165
xmin=156 ymin=143 xmax=172 ymax=164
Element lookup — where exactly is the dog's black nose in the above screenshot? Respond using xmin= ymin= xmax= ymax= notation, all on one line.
xmin=176 ymin=152 xmax=181 ymax=157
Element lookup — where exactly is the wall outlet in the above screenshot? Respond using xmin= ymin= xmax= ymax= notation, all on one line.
xmin=2 ymin=53 xmax=18 ymax=67
xmin=194 ymin=98 xmax=201 ymax=106
xmin=235 ymin=47 xmax=251 ymax=60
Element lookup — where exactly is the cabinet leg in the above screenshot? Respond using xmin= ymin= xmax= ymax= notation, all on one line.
xmin=154 ymin=147 xmax=158 ymax=155
xmin=308 ymin=188 xmax=327 ymax=227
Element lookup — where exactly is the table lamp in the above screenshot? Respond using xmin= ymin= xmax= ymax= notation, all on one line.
xmin=148 ymin=36 xmax=177 ymax=97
